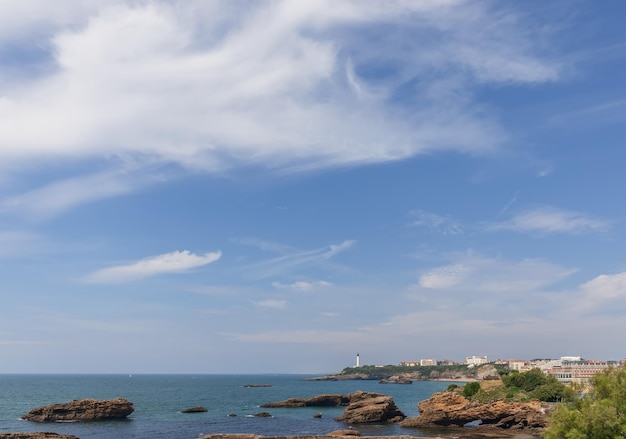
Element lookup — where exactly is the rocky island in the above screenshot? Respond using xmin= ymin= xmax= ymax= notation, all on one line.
xmin=21 ymin=398 xmax=134 ymax=423
xmin=262 ymin=391 xmax=405 ymax=424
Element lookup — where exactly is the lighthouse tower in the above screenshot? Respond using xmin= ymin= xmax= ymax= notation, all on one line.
xmin=356 ymin=353 xmax=360 ymax=368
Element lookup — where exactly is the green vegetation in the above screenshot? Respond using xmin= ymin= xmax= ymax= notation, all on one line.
xmin=501 ymin=368 xmax=575 ymax=403
xmin=543 ymin=367 xmax=626 ymax=439
xmin=459 ymin=369 xmax=575 ymax=404
xmin=341 ymin=363 xmax=475 ymax=379
xmin=463 ymin=381 xmax=480 ymax=397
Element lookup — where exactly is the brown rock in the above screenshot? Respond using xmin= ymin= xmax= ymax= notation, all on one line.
xmin=22 ymin=398 xmax=134 ymax=422
xmin=327 ymin=430 xmax=361 ymax=436
xmin=0 ymin=435 xmax=79 ymax=439
xmin=334 ymin=391 xmax=405 ymax=424
xmin=253 ymin=412 xmax=272 ymax=417
xmin=400 ymin=391 xmax=549 ymax=429
xmin=261 ymin=394 xmax=350 ymax=408
xmin=181 ymin=406 xmax=208 ymax=413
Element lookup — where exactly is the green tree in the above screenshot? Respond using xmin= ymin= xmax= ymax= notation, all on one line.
xmin=543 ymin=368 xmax=626 ymax=439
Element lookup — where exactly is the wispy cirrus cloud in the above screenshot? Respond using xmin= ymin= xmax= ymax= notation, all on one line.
xmin=1 ymin=168 xmax=163 ymax=219
xmin=490 ymin=206 xmax=610 ymax=234
xmin=409 ymin=209 xmax=463 ymax=235
xmin=244 ymin=240 xmax=355 ymax=279
xmin=0 ymin=0 xmax=561 ymax=215
xmin=272 ymin=280 xmax=333 ymax=292
xmin=85 ymin=250 xmax=221 ymax=283
xmin=253 ymin=299 xmax=287 ymax=310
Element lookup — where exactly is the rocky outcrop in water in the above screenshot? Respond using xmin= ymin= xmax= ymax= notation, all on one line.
xmin=22 ymin=398 xmax=134 ymax=422
xmin=261 ymin=394 xmax=350 ymax=408
xmin=334 ymin=391 xmax=405 ymax=424
xmin=400 ymin=391 xmax=549 ymax=430
xmin=378 ymin=375 xmax=412 ymax=384
xmin=181 ymin=406 xmax=208 ymax=413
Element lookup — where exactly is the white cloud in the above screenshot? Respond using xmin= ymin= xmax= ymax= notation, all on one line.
xmin=253 ymin=299 xmax=287 ymax=310
xmin=1 ymin=168 xmax=162 ymax=219
xmin=0 ymin=1 xmax=561 ymax=215
xmin=272 ymin=280 xmax=333 ymax=291
xmin=581 ymin=272 xmax=626 ymax=300
xmin=492 ymin=206 xmax=610 ymax=234
xmin=410 ymin=210 xmax=463 ymax=235
xmin=419 ymin=264 xmax=469 ymax=289
xmin=414 ymin=251 xmax=576 ymax=299
xmin=85 ymin=250 xmax=222 ymax=283
xmin=572 ymin=271 xmax=626 ymax=315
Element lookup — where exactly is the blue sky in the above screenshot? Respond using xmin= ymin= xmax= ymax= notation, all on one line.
xmin=1 ymin=0 xmax=625 ymax=374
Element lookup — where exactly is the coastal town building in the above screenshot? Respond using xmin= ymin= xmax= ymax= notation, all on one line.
xmin=420 ymin=358 xmax=437 ymax=366
xmin=465 ymin=355 xmax=488 ymax=366
xmin=507 ymin=360 xmax=528 ymax=371
xmin=399 ymin=361 xmax=419 ymax=367
xmin=541 ymin=358 xmax=620 ymax=384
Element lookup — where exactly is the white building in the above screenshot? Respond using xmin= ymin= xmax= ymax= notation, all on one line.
xmin=420 ymin=358 xmax=437 ymax=366
xmin=465 ymin=355 xmax=489 ymax=366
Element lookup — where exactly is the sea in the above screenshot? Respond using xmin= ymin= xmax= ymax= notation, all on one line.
xmin=0 ymin=374 xmax=464 ymax=439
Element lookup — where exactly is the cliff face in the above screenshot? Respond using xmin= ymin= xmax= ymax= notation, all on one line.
xmin=400 ymin=391 xmax=550 ymax=430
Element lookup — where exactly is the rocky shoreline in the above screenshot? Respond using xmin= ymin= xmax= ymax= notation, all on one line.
xmin=10 ymin=383 xmax=545 ymax=439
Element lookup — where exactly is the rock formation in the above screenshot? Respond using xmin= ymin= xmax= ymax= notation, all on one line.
xmin=400 ymin=391 xmax=549 ymax=430
xmin=327 ymin=430 xmax=360 ymax=436
xmin=334 ymin=391 xmax=405 ymax=424
xmin=378 ymin=375 xmax=412 ymax=384
xmin=0 ymin=435 xmax=79 ymax=439
xmin=181 ymin=406 xmax=208 ymax=413
xmin=261 ymin=394 xmax=350 ymax=408
xmin=22 ymin=398 xmax=134 ymax=422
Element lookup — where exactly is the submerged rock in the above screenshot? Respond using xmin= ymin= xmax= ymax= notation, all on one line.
xmin=253 ymin=412 xmax=272 ymax=417
xmin=181 ymin=406 xmax=208 ymax=413
xmin=22 ymin=398 xmax=134 ymax=422
xmin=261 ymin=394 xmax=350 ymax=408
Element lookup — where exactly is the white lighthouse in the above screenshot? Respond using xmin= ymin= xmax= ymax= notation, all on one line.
xmin=356 ymin=353 xmax=360 ymax=368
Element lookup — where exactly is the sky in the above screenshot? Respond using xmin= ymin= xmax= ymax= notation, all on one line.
xmin=0 ymin=0 xmax=625 ymax=374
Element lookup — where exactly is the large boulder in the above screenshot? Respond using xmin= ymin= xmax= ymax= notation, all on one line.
xmin=261 ymin=394 xmax=350 ymax=408
xmin=400 ymin=391 xmax=549 ymax=429
xmin=334 ymin=391 xmax=405 ymax=424
xmin=22 ymin=398 xmax=134 ymax=422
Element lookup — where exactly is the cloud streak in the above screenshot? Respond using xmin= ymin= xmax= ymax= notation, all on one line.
xmin=491 ymin=206 xmax=610 ymax=234
xmin=85 ymin=250 xmax=222 ymax=283
xmin=244 ymin=240 xmax=355 ymax=278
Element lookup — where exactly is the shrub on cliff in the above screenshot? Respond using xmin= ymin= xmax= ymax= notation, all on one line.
xmin=543 ymin=367 xmax=626 ymax=439
xmin=462 ymin=382 xmax=480 ymax=397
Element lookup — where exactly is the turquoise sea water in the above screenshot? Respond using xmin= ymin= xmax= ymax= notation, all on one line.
xmin=0 ymin=374 xmax=461 ymax=438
